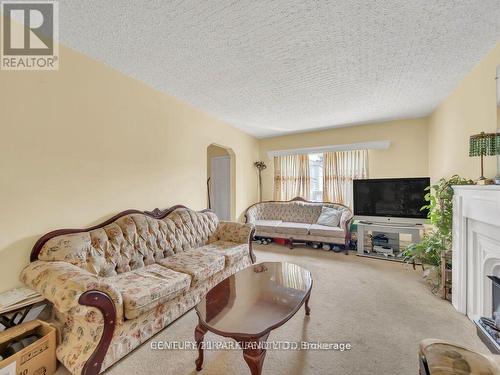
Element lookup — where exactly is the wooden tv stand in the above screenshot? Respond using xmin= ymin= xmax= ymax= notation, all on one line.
xmin=356 ymin=221 xmax=423 ymax=258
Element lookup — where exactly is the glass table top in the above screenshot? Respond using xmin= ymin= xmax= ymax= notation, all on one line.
xmin=195 ymin=262 xmax=312 ymax=336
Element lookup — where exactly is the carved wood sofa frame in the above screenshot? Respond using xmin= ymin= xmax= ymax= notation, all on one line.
xmin=29 ymin=205 xmax=255 ymax=375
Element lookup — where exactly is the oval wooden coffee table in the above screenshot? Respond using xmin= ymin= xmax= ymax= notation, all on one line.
xmin=194 ymin=262 xmax=313 ymax=375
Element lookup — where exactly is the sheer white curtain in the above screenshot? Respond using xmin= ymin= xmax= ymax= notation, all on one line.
xmin=323 ymin=150 xmax=368 ymax=207
xmin=274 ymin=154 xmax=311 ymax=201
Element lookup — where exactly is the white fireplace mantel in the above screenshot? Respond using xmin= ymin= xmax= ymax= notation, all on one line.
xmin=452 ymin=185 xmax=500 ymax=321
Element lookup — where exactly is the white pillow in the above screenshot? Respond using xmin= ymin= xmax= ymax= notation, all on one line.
xmin=316 ymin=207 xmax=342 ymax=227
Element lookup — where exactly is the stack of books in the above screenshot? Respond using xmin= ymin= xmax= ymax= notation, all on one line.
xmin=0 ymin=287 xmax=44 ymax=315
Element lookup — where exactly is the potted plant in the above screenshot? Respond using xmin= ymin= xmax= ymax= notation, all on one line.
xmin=401 ymin=175 xmax=474 ymax=292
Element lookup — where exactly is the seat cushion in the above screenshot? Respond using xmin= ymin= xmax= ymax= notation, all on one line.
xmin=253 ymin=220 xmax=282 ymax=233
xmin=275 ymin=222 xmax=311 ymax=236
xmin=156 ymin=249 xmax=225 ymax=285
xmin=309 ymin=224 xmax=345 ymax=238
xmin=109 ymin=264 xmax=191 ymax=319
xmin=198 ymin=241 xmax=249 ymax=266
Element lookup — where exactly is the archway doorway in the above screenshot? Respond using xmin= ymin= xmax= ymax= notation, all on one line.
xmin=207 ymin=144 xmax=235 ymax=221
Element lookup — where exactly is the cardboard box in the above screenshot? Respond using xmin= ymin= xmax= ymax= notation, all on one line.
xmin=0 ymin=320 xmax=56 ymax=375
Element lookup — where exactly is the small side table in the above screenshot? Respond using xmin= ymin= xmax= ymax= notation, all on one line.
xmin=440 ymin=250 xmax=452 ymax=301
xmin=0 ymin=296 xmax=47 ymax=330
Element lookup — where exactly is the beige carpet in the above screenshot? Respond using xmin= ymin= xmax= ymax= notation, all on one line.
xmin=57 ymin=244 xmax=487 ymax=375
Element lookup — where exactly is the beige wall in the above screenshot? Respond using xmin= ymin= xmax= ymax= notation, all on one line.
xmin=1 ymin=37 xmax=498 ymax=294
xmin=259 ymin=118 xmax=429 ymax=201
xmin=429 ymin=42 xmax=500 ymax=181
xmin=0 ymin=46 xmax=259 ymax=293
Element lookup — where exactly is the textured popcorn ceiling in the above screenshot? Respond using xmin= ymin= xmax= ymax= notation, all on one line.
xmin=58 ymin=1 xmax=500 ymax=138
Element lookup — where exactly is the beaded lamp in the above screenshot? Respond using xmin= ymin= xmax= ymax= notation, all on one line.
xmin=469 ymin=131 xmax=500 ymax=182
xmin=497 ymin=129 xmax=500 ymax=184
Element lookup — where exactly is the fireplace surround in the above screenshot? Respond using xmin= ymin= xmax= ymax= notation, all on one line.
xmin=452 ymin=186 xmax=500 ymax=351
xmin=475 ymin=275 xmax=500 ymax=353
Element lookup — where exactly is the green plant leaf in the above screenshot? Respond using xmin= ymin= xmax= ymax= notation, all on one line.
xmin=400 ymin=175 xmax=474 ymax=289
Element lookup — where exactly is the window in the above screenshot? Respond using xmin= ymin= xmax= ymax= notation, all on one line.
xmin=308 ymin=151 xmax=368 ymax=204
xmin=323 ymin=150 xmax=368 ymax=207
xmin=274 ymin=150 xmax=368 ymax=206
xmin=309 ymin=153 xmax=323 ymax=202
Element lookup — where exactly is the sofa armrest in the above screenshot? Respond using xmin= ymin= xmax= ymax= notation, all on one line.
xmin=21 ymin=260 xmax=123 ymax=321
xmin=244 ymin=205 xmax=258 ymax=223
xmin=340 ymin=211 xmax=353 ymax=235
xmin=214 ymin=221 xmax=255 ymax=244
xmin=212 ymin=221 xmax=256 ymax=263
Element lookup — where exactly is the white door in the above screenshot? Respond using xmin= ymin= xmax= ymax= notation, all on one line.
xmin=211 ymin=156 xmax=231 ymax=220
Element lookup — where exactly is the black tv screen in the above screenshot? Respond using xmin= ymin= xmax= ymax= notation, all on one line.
xmin=353 ymin=178 xmax=430 ymax=219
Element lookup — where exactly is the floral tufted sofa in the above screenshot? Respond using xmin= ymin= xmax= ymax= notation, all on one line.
xmin=21 ymin=206 xmax=255 ymax=375
xmin=245 ymin=197 xmax=353 ymax=252
xmin=419 ymin=339 xmax=500 ymax=374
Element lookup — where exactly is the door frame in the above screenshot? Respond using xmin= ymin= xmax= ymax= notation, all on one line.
xmin=207 ymin=144 xmax=236 ymax=221
xmin=210 ymin=155 xmax=231 ymax=221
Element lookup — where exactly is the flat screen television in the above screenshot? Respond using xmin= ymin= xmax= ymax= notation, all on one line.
xmin=353 ymin=177 xmax=430 ymax=224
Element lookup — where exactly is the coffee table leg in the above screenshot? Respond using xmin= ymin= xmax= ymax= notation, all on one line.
xmin=305 ymin=291 xmax=311 ymax=316
xmin=241 ymin=333 xmax=269 ymax=375
xmin=195 ymin=323 xmax=207 ymax=371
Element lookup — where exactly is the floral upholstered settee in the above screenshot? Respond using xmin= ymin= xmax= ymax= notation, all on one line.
xmin=245 ymin=197 xmax=353 ymax=252
xmin=419 ymin=339 xmax=500 ymax=375
xmin=21 ymin=206 xmax=255 ymax=375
